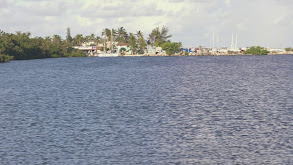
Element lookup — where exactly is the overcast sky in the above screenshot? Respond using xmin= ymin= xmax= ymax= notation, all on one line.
xmin=1 ymin=0 xmax=293 ymax=48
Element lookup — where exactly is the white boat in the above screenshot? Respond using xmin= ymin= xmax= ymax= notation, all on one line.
xmin=98 ymin=53 xmax=119 ymax=57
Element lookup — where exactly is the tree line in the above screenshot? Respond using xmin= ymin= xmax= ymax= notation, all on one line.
xmin=69 ymin=26 xmax=182 ymax=55
xmin=0 ymin=26 xmax=182 ymax=62
xmin=0 ymin=30 xmax=86 ymax=62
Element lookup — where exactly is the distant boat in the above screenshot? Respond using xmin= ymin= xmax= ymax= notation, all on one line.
xmin=98 ymin=52 xmax=119 ymax=57
xmin=98 ymin=51 xmax=119 ymax=57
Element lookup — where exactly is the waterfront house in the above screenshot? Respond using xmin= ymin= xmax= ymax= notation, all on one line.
xmin=116 ymin=43 xmax=131 ymax=53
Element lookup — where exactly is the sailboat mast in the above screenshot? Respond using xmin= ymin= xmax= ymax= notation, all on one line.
xmin=231 ymin=34 xmax=234 ymax=49
xmin=104 ymin=29 xmax=106 ymax=51
xmin=217 ymin=35 xmax=219 ymax=49
xmin=235 ymin=34 xmax=238 ymax=49
xmin=111 ymin=29 xmax=113 ymax=51
xmin=280 ymin=35 xmax=283 ymax=49
xmin=213 ymin=32 xmax=215 ymax=49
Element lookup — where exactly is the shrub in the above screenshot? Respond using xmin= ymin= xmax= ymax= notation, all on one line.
xmin=0 ymin=54 xmax=14 ymax=63
xmin=245 ymin=46 xmax=269 ymax=55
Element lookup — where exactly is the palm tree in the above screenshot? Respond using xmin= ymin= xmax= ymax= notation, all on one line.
xmin=102 ymin=29 xmax=116 ymax=41
xmin=95 ymin=36 xmax=102 ymax=45
xmin=117 ymin=27 xmax=128 ymax=43
xmin=136 ymin=30 xmax=143 ymax=39
xmin=84 ymin=35 xmax=91 ymax=42
xmin=102 ymin=28 xmax=110 ymax=42
xmin=90 ymin=33 xmax=95 ymax=42
xmin=52 ymin=35 xmax=62 ymax=45
xmin=135 ymin=30 xmax=146 ymax=54
xmin=129 ymin=33 xmax=137 ymax=54
xmin=148 ymin=26 xmax=172 ymax=47
xmin=101 ymin=28 xmax=117 ymax=50
xmin=73 ymin=34 xmax=83 ymax=46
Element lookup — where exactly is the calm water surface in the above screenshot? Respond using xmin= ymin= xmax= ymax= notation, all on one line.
xmin=0 ymin=56 xmax=292 ymax=164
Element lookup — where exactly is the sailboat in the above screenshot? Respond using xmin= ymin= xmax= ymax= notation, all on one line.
xmin=228 ymin=34 xmax=240 ymax=52
xmin=98 ymin=53 xmax=118 ymax=57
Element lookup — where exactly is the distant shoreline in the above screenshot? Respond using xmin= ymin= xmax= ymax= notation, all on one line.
xmin=119 ymin=53 xmax=293 ymax=57
xmin=2 ymin=53 xmax=293 ymax=63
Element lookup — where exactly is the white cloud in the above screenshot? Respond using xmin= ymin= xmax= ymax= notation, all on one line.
xmin=225 ymin=0 xmax=231 ymax=5
xmin=0 ymin=0 xmax=8 ymax=8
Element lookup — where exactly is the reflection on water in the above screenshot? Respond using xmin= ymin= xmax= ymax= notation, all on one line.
xmin=0 ymin=56 xmax=292 ymax=164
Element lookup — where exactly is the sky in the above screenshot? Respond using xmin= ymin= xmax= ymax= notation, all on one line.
xmin=1 ymin=0 xmax=293 ymax=48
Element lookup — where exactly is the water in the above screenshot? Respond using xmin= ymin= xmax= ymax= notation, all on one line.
xmin=0 ymin=56 xmax=292 ymax=164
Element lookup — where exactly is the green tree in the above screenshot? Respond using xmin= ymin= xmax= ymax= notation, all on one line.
xmin=0 ymin=30 xmax=86 ymax=60
xmin=95 ymin=36 xmax=102 ymax=45
xmin=66 ymin=27 xmax=72 ymax=44
xmin=0 ymin=54 xmax=14 ymax=63
xmin=90 ymin=33 xmax=95 ymax=41
xmin=245 ymin=46 xmax=269 ymax=55
xmin=136 ymin=31 xmax=146 ymax=54
xmin=73 ymin=34 xmax=83 ymax=46
xmin=116 ymin=27 xmax=128 ymax=43
xmin=161 ymin=42 xmax=182 ymax=55
xmin=84 ymin=35 xmax=90 ymax=42
xmin=40 ymin=36 xmax=53 ymax=58
xmin=129 ymin=33 xmax=137 ymax=54
xmin=102 ymin=28 xmax=117 ymax=50
xmin=102 ymin=28 xmax=117 ymax=42
xmin=0 ymin=32 xmax=18 ymax=58
xmin=148 ymin=26 xmax=172 ymax=47
xmin=136 ymin=30 xmax=143 ymax=39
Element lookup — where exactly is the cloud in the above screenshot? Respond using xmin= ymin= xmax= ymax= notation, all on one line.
xmin=273 ymin=0 xmax=293 ymax=5
xmin=23 ymin=1 xmax=67 ymax=16
xmin=0 ymin=0 xmax=8 ymax=8
xmin=225 ymin=0 xmax=231 ymax=5
xmin=1 ymin=0 xmax=293 ymax=48
xmin=79 ymin=3 xmax=165 ymax=18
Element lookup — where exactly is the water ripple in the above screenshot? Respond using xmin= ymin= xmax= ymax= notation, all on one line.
xmin=0 ymin=56 xmax=292 ymax=164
